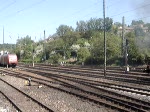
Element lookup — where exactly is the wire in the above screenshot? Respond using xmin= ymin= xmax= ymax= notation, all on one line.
xmin=125 ymin=15 xmax=150 ymax=24
xmin=17 ymin=0 xmax=46 ymax=13
xmin=2 ymin=0 xmax=150 ymax=43
xmin=0 ymin=0 xmax=16 ymax=13
xmin=2 ymin=0 xmax=46 ymax=19
xmin=109 ymin=2 xmax=150 ymax=18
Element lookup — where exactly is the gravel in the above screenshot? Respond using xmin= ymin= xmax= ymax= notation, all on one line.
xmin=0 ymin=93 xmax=17 ymax=112
xmin=0 ymin=75 xmax=113 ymax=112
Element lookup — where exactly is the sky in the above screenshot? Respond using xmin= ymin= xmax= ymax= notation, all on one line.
xmin=0 ymin=0 xmax=149 ymax=44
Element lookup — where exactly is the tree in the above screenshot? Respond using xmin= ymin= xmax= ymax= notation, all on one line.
xmin=87 ymin=18 xmax=103 ymax=31
xmin=105 ymin=17 xmax=113 ymax=32
xmin=76 ymin=20 xmax=87 ymax=33
xmin=56 ymin=25 xmax=74 ymax=37
xmin=125 ymin=32 xmax=145 ymax=65
xmin=131 ymin=20 xmax=144 ymax=26
xmin=16 ymin=35 xmax=34 ymax=61
xmin=114 ymin=22 xmax=122 ymax=27
xmin=144 ymin=23 xmax=150 ymax=32
xmin=77 ymin=47 xmax=90 ymax=63
xmin=134 ymin=26 xmax=145 ymax=37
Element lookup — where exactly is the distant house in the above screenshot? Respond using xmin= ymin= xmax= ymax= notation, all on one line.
xmin=118 ymin=24 xmax=148 ymax=35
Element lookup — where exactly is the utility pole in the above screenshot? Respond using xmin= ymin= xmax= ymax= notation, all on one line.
xmin=122 ymin=16 xmax=125 ymax=56
xmin=122 ymin=17 xmax=129 ymax=73
xmin=103 ymin=0 xmax=106 ymax=77
xmin=3 ymin=26 xmax=4 ymax=54
xmin=32 ymin=38 xmax=35 ymax=67
xmin=18 ymin=36 xmax=21 ymax=60
xmin=43 ymin=30 xmax=46 ymax=61
xmin=125 ymin=38 xmax=129 ymax=73
xmin=3 ymin=26 xmax=4 ymax=67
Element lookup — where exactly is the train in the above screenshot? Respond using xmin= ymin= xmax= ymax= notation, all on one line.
xmin=0 ymin=54 xmax=18 ymax=68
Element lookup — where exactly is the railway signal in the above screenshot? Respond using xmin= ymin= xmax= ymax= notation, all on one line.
xmin=125 ymin=38 xmax=129 ymax=73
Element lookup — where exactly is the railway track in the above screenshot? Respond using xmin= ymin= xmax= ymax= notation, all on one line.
xmin=19 ymin=64 xmax=150 ymax=85
xmin=20 ymin=65 xmax=150 ymax=96
xmin=0 ymin=91 xmax=20 ymax=112
xmin=2 ymin=66 xmax=150 ymax=112
xmin=0 ymin=73 xmax=54 ymax=112
xmin=19 ymin=64 xmax=150 ymax=96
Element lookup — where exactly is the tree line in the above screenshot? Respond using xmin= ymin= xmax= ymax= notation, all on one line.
xmin=4 ymin=18 xmax=150 ymax=66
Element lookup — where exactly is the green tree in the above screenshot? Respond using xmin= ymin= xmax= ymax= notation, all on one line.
xmin=131 ymin=20 xmax=144 ymax=26
xmin=87 ymin=18 xmax=103 ymax=31
xmin=125 ymin=32 xmax=144 ymax=65
xmin=56 ymin=25 xmax=74 ymax=37
xmin=77 ymin=47 xmax=90 ymax=63
xmin=144 ymin=23 xmax=150 ymax=32
xmin=134 ymin=26 xmax=145 ymax=37
xmin=48 ymin=53 xmax=63 ymax=64
xmin=76 ymin=20 xmax=87 ymax=33
xmin=16 ymin=35 xmax=34 ymax=61
xmin=105 ymin=17 xmax=113 ymax=32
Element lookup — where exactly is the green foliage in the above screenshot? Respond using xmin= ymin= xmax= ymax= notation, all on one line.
xmin=106 ymin=33 xmax=121 ymax=61
xmin=15 ymin=35 xmax=34 ymax=60
xmin=134 ymin=26 xmax=145 ymax=37
xmin=56 ymin=25 xmax=74 ymax=37
xmin=0 ymin=44 xmax=16 ymax=53
xmin=76 ymin=17 xmax=112 ymax=33
xmin=7 ymin=18 xmax=150 ymax=66
xmin=144 ymin=23 xmax=150 ymax=31
xmin=125 ymin=32 xmax=148 ymax=65
xmin=77 ymin=47 xmax=90 ymax=63
xmin=105 ymin=17 xmax=113 ymax=32
xmin=131 ymin=20 xmax=144 ymax=26
xmin=76 ymin=38 xmax=87 ymax=47
xmin=114 ymin=22 xmax=122 ymax=27
xmin=48 ymin=53 xmax=63 ymax=64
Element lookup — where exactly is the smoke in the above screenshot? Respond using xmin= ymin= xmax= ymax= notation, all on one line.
xmin=129 ymin=0 xmax=150 ymax=57
xmin=134 ymin=0 xmax=150 ymax=23
xmin=136 ymin=34 xmax=150 ymax=48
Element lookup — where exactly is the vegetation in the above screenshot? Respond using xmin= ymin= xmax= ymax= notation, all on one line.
xmin=1 ymin=19 xmax=150 ymax=66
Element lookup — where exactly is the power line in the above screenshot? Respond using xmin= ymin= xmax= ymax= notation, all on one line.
xmin=109 ymin=2 xmax=150 ymax=18
xmin=0 ymin=0 xmax=16 ymax=13
xmin=1 ymin=0 xmax=46 ymax=19
xmin=17 ymin=0 xmax=46 ymax=13
xmin=2 ymin=0 xmax=150 ymax=44
xmin=125 ymin=15 xmax=150 ymax=24
xmin=57 ymin=0 xmax=150 ymax=26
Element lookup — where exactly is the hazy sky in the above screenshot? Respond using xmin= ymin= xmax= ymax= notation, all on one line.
xmin=0 ymin=0 xmax=149 ymax=44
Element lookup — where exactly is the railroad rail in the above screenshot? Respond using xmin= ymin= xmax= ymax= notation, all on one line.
xmin=19 ymin=64 xmax=150 ymax=85
xmin=0 ymin=75 xmax=54 ymax=112
xmin=1 ymin=67 xmax=150 ymax=112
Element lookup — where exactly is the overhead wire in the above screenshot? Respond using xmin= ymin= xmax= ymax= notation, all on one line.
xmin=0 ymin=0 xmax=16 ymax=13
xmin=109 ymin=2 xmax=150 ymax=18
xmin=0 ymin=0 xmax=46 ymax=41
xmin=1 ymin=0 xmax=150 ymax=42
xmin=1 ymin=0 xmax=46 ymax=19
xmin=19 ymin=0 xmax=150 ymax=39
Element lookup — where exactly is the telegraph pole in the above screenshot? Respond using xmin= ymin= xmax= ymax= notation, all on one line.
xmin=122 ymin=17 xmax=129 ymax=73
xmin=43 ymin=30 xmax=46 ymax=61
xmin=3 ymin=26 xmax=4 ymax=54
xmin=103 ymin=0 xmax=106 ymax=77
xmin=32 ymin=38 xmax=35 ymax=67
xmin=122 ymin=16 xmax=125 ymax=57
xmin=18 ymin=36 xmax=21 ymax=60
xmin=3 ymin=26 xmax=4 ymax=67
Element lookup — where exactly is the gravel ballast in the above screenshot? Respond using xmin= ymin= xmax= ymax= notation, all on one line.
xmin=0 ymin=75 xmax=113 ymax=112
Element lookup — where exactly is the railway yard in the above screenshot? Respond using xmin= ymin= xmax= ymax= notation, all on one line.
xmin=0 ymin=64 xmax=150 ymax=112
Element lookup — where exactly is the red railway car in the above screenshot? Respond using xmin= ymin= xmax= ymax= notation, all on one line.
xmin=0 ymin=54 xmax=18 ymax=68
